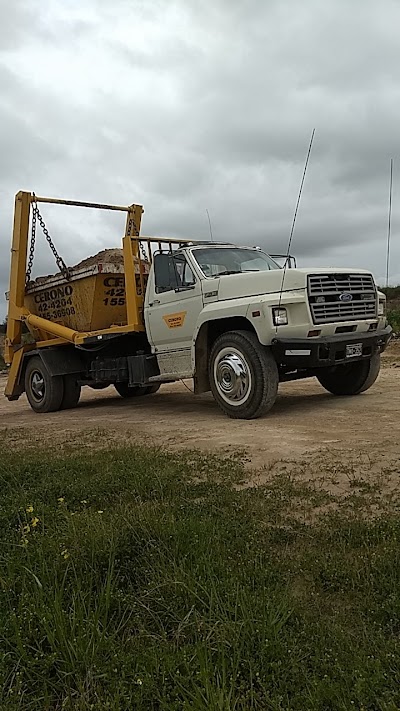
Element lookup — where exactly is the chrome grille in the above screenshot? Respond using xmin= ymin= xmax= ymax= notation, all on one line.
xmin=308 ymin=273 xmax=377 ymax=324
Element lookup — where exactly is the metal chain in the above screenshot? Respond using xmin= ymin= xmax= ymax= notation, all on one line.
xmin=139 ymin=240 xmax=148 ymax=263
xmin=25 ymin=205 xmax=37 ymax=285
xmin=26 ymin=195 xmax=70 ymax=284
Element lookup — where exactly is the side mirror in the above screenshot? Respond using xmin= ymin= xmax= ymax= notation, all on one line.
xmin=154 ymin=253 xmax=179 ymax=293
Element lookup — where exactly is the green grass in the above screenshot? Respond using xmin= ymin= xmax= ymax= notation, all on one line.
xmin=1 ymin=435 xmax=400 ymax=710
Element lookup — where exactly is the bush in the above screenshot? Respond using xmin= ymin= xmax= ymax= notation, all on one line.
xmin=380 ymin=285 xmax=400 ymax=302
xmin=387 ymin=309 xmax=400 ymax=334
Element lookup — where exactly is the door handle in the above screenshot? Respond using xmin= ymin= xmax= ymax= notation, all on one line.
xmin=149 ymin=299 xmax=160 ymax=306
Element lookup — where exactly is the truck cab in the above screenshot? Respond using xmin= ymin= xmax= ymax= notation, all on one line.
xmin=4 ymin=192 xmax=392 ymax=419
xmin=143 ymin=243 xmax=390 ymax=417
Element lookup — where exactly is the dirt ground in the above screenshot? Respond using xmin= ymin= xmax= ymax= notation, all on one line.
xmin=1 ymin=343 xmax=399 ymax=491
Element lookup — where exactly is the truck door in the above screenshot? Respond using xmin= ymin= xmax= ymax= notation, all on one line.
xmin=145 ymin=252 xmax=203 ymax=362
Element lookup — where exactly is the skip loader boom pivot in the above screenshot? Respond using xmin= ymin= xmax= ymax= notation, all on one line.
xmin=4 ymin=191 xmax=392 ymax=419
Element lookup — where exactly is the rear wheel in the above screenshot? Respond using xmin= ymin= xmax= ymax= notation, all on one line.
xmin=114 ymin=382 xmax=161 ymax=398
xmin=208 ymin=330 xmax=278 ymax=419
xmin=144 ymin=383 xmax=161 ymax=394
xmin=61 ymin=375 xmax=81 ymax=410
xmin=25 ymin=356 xmax=64 ymax=413
xmin=316 ymin=354 xmax=381 ymax=396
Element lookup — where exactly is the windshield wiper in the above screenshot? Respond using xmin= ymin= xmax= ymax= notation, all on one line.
xmin=215 ymin=269 xmax=260 ymax=277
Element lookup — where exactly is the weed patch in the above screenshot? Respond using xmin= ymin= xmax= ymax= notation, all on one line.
xmin=1 ymin=435 xmax=400 ymax=710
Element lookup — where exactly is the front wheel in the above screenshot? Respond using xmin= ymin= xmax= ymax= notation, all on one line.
xmin=316 ymin=353 xmax=381 ymax=396
xmin=208 ymin=330 xmax=279 ymax=419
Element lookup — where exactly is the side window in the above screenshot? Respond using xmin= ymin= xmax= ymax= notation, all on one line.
xmin=175 ymin=256 xmax=196 ymax=287
xmin=154 ymin=253 xmax=196 ymax=294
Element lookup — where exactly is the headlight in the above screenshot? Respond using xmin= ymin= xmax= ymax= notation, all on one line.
xmin=378 ymin=299 xmax=386 ymax=316
xmin=272 ymin=307 xmax=288 ymax=326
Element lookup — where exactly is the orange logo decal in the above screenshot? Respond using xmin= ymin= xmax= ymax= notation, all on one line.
xmin=162 ymin=311 xmax=187 ymax=329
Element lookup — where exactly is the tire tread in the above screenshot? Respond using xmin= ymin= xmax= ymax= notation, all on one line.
xmin=208 ymin=330 xmax=278 ymax=419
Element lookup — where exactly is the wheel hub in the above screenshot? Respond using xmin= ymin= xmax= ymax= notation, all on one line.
xmin=214 ymin=348 xmax=251 ymax=406
xmin=30 ymin=371 xmax=45 ymax=402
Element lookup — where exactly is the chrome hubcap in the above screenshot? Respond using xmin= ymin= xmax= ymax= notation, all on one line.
xmin=30 ymin=371 xmax=45 ymax=402
xmin=214 ymin=347 xmax=251 ymax=406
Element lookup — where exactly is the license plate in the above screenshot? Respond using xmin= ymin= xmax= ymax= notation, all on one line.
xmin=346 ymin=343 xmax=363 ymax=358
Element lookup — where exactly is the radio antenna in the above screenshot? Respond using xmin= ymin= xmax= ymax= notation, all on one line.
xmin=276 ymin=128 xmax=315 ymax=329
xmin=385 ymin=158 xmax=393 ymax=289
xmin=206 ymin=208 xmax=214 ymax=242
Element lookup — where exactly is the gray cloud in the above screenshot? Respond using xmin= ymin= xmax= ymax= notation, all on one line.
xmin=1 ymin=0 xmax=400 ymax=321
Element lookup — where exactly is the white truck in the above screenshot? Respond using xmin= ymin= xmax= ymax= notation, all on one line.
xmin=4 ymin=192 xmax=391 ymax=419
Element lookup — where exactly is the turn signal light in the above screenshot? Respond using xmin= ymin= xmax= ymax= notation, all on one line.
xmin=272 ymin=308 xmax=288 ymax=326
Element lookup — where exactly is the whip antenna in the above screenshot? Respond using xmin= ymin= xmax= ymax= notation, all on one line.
xmin=385 ymin=158 xmax=393 ymax=289
xmin=276 ymin=128 xmax=315 ymax=328
xmin=206 ymin=208 xmax=214 ymax=242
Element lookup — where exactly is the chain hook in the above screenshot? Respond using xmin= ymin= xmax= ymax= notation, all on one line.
xmin=25 ymin=193 xmax=71 ymax=286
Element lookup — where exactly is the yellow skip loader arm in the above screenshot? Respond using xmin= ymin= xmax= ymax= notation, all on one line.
xmin=5 ymin=191 xmax=145 ymax=400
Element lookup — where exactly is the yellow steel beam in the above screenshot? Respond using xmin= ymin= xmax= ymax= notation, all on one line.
xmin=124 ymin=203 xmax=143 ymax=240
xmin=4 ymin=344 xmax=36 ymax=400
xmin=33 ymin=196 xmax=132 ymax=211
xmin=123 ymin=204 xmax=144 ymax=328
xmin=25 ymin=313 xmax=88 ymax=343
xmin=5 ymin=191 xmax=31 ymax=364
xmin=123 ymin=237 xmax=141 ymax=328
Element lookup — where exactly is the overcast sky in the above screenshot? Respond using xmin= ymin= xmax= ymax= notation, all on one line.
xmin=1 ymin=0 xmax=400 ymax=319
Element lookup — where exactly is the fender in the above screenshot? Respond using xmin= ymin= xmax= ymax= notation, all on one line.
xmin=31 ymin=346 xmax=86 ymax=377
xmin=192 ymin=301 xmax=258 ymax=394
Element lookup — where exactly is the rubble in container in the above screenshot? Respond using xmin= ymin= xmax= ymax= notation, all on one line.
xmin=28 ymin=249 xmax=124 ymax=286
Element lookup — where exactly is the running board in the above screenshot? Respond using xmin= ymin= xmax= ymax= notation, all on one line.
xmin=148 ymin=372 xmax=192 ymax=382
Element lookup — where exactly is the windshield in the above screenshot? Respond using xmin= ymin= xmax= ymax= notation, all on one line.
xmin=191 ymin=247 xmax=280 ymax=277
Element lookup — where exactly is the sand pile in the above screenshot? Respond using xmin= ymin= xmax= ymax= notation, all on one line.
xmin=72 ymin=248 xmax=124 ymax=271
xmin=29 ymin=248 xmax=124 ymax=286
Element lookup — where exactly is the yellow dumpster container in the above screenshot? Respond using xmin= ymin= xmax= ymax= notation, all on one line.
xmin=24 ymin=257 xmax=149 ymax=333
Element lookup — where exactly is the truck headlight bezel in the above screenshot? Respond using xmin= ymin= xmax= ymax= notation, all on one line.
xmin=272 ymin=307 xmax=288 ymax=326
xmin=378 ymin=299 xmax=386 ymax=317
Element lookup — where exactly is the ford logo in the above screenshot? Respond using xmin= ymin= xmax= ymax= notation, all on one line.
xmin=339 ymin=292 xmax=353 ymax=302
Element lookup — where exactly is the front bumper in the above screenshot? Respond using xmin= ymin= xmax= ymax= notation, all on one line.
xmin=271 ymin=325 xmax=392 ymax=368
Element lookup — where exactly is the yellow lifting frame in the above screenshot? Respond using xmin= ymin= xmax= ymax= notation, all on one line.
xmin=4 ymin=191 xmax=144 ymax=398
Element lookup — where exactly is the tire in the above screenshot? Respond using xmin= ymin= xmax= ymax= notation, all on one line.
xmin=88 ymin=382 xmax=110 ymax=390
xmin=25 ymin=356 xmax=64 ymax=413
xmin=61 ymin=375 xmax=81 ymax=410
xmin=145 ymin=383 xmax=161 ymax=394
xmin=316 ymin=353 xmax=381 ymax=396
xmin=208 ymin=330 xmax=279 ymax=419
xmin=114 ymin=382 xmax=161 ymax=398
